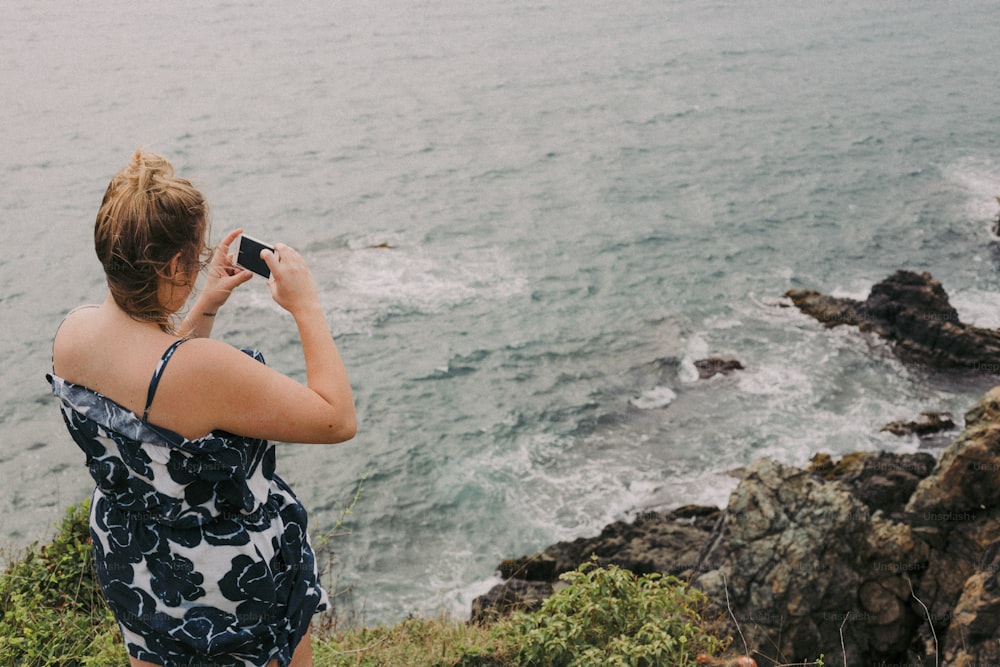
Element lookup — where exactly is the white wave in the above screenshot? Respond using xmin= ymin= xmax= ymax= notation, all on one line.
xmin=227 ymin=239 xmax=529 ymax=335
xmin=703 ymin=315 xmax=743 ymax=330
xmin=445 ymin=573 xmax=504 ymax=621
xmin=829 ymin=282 xmax=872 ymax=301
xmin=496 ymin=432 xmax=672 ymax=545
xmin=633 ymin=470 xmax=739 ymax=515
xmin=629 ymin=385 xmax=677 ymax=410
xmin=737 ymin=362 xmax=810 ymax=396
xmin=951 ymin=289 xmax=1000 ymax=328
xmin=336 ymin=247 xmax=476 ymax=310
xmin=678 ymin=332 xmax=709 ymax=383
xmin=943 ymin=157 xmax=1000 ymax=222
xmin=335 ymin=243 xmax=528 ymax=330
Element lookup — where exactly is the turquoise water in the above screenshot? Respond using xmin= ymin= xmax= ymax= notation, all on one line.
xmin=4 ymin=0 xmax=1000 ymax=624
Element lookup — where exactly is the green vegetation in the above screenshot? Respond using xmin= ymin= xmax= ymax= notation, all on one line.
xmin=1 ymin=501 xmax=729 ymax=667
xmin=494 ymin=559 xmax=727 ymax=667
xmin=306 ymin=559 xmax=730 ymax=667
xmin=0 ymin=501 xmax=123 ymax=666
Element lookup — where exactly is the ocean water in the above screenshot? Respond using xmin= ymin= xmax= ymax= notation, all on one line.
xmin=4 ymin=0 xmax=1000 ymax=624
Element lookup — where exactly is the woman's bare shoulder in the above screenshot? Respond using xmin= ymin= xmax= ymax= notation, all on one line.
xmin=67 ymin=303 xmax=102 ymax=316
xmin=161 ymin=337 xmax=274 ymax=389
xmin=172 ymin=336 xmax=257 ymax=365
xmin=55 ymin=303 xmax=102 ymax=336
xmin=52 ymin=304 xmax=104 ymax=371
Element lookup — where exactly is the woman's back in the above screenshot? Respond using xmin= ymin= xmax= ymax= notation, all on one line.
xmin=48 ymin=150 xmax=357 ymax=666
xmin=53 ymin=302 xmax=220 ymax=440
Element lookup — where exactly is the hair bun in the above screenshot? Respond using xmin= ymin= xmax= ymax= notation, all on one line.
xmin=128 ymin=149 xmax=175 ymax=195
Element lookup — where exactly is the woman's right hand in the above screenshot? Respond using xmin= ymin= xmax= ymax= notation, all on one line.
xmin=261 ymin=243 xmax=320 ymax=316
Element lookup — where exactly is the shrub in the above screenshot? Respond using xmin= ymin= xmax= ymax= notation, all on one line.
xmin=492 ymin=558 xmax=727 ymax=667
xmin=0 ymin=499 xmax=122 ymax=666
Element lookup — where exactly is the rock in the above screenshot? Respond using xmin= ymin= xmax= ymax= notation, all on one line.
xmin=903 ymin=387 xmax=1000 ymax=646
xmin=942 ymin=541 xmax=1000 ymax=664
xmin=786 ymin=270 xmax=1000 ymax=370
xmin=471 ymin=505 xmax=720 ymax=621
xmin=841 ymin=451 xmax=936 ymax=518
xmin=538 ymin=504 xmax=720 ymax=579
xmin=469 ymin=578 xmax=553 ymax=624
xmin=694 ymin=388 xmax=1000 ymax=664
xmin=694 ymin=457 xmax=910 ymax=665
xmin=497 ymin=554 xmax=556 ymax=581
xmin=881 ymin=411 xmax=956 ymax=437
xmin=807 ymin=450 xmax=868 ymax=481
xmin=907 ymin=387 xmax=1000 ymax=515
xmin=694 ymin=358 xmax=744 ymax=379
xmin=474 ymin=387 xmax=1000 ymax=664
xmin=807 ymin=451 xmax=935 ymax=518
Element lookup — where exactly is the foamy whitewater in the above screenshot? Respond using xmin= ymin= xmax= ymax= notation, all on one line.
xmin=4 ymin=0 xmax=1000 ymax=623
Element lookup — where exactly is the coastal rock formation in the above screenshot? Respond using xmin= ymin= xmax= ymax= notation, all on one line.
xmin=881 ymin=411 xmax=956 ymax=437
xmin=905 ymin=387 xmax=1000 ymax=664
xmin=474 ymin=388 xmax=1000 ymax=664
xmin=694 ymin=358 xmax=745 ymax=379
xmin=785 ymin=270 xmax=1000 ymax=370
xmin=469 ymin=578 xmax=554 ymax=623
xmin=694 ymin=458 xmax=929 ymax=663
xmin=470 ymin=505 xmax=719 ymax=624
xmin=808 ymin=450 xmax=936 ymax=520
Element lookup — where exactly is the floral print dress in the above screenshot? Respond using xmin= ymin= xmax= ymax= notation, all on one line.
xmin=47 ymin=340 xmax=328 ymax=667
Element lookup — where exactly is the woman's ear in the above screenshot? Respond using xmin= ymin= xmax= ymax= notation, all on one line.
xmin=168 ymin=252 xmax=192 ymax=286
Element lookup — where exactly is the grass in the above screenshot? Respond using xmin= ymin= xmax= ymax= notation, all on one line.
xmin=0 ymin=501 xmax=124 ymax=666
xmin=0 ymin=499 xmax=731 ymax=667
xmin=313 ymin=615 xmax=507 ymax=667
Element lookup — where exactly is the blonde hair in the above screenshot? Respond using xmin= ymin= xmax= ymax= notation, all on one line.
xmin=94 ymin=150 xmax=208 ymax=331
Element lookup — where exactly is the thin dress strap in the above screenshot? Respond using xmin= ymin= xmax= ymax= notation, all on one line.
xmin=142 ymin=339 xmax=190 ymax=422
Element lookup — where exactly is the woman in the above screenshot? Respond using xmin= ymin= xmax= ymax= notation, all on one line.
xmin=47 ymin=150 xmax=356 ymax=667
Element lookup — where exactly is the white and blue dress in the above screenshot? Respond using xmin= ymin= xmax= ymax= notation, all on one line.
xmin=47 ymin=339 xmax=328 ymax=667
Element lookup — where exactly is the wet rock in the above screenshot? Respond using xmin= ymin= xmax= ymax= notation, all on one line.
xmin=539 ymin=504 xmax=720 ymax=578
xmin=786 ymin=270 xmax=1000 ymax=370
xmin=694 ymin=358 xmax=744 ymax=379
xmin=471 ymin=505 xmax=719 ymax=621
xmin=881 ymin=411 xmax=956 ymax=437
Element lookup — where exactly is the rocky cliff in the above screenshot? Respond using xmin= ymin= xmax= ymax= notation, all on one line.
xmin=474 ymin=272 xmax=1000 ymax=665
xmin=475 ymin=392 xmax=1000 ymax=663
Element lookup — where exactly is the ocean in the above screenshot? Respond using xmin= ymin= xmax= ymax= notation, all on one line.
xmin=4 ymin=0 xmax=1000 ymax=624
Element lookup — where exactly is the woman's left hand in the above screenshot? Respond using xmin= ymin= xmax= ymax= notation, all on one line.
xmin=200 ymin=228 xmax=254 ymax=310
